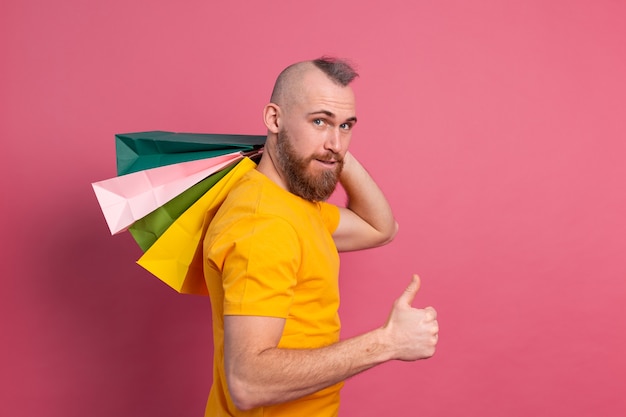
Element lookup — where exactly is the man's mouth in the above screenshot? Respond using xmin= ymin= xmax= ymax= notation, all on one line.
xmin=315 ymin=158 xmax=339 ymax=168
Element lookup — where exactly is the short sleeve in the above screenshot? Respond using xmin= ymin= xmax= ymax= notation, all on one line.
xmin=221 ymin=215 xmax=301 ymax=318
xmin=318 ymin=202 xmax=340 ymax=234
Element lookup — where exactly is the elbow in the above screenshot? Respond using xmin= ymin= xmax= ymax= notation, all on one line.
xmin=231 ymin=396 xmax=257 ymax=412
xmin=389 ymin=221 xmax=399 ymax=242
xmin=378 ymin=221 xmax=399 ymax=247
xmin=227 ymin=372 xmax=264 ymax=411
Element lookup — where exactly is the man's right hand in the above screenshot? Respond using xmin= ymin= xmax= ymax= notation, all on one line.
xmin=382 ymin=274 xmax=439 ymax=361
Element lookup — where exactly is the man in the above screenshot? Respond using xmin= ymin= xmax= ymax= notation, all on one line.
xmin=203 ymin=57 xmax=439 ymax=416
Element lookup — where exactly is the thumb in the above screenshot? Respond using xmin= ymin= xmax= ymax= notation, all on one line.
xmin=397 ymin=274 xmax=421 ymax=306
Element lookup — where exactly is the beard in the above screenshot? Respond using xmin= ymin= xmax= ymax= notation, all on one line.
xmin=274 ymin=128 xmax=344 ymax=202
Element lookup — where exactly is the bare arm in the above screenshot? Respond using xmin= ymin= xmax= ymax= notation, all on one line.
xmin=224 ymin=275 xmax=438 ymax=410
xmin=333 ymin=152 xmax=399 ymax=252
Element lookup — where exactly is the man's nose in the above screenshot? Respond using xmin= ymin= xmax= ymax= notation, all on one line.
xmin=324 ymin=128 xmax=341 ymax=153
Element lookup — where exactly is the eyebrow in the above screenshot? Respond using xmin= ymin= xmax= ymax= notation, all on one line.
xmin=308 ymin=110 xmax=358 ymax=124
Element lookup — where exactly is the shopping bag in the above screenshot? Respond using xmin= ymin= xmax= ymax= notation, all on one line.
xmin=128 ymin=161 xmax=237 ymax=252
xmin=92 ymin=152 xmax=243 ymax=234
xmin=116 ymin=131 xmax=265 ymax=175
xmin=136 ymin=157 xmax=257 ymax=295
xmin=92 ymin=130 xmax=265 ymax=295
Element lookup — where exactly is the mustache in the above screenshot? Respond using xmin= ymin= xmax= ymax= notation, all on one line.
xmin=309 ymin=152 xmax=342 ymax=163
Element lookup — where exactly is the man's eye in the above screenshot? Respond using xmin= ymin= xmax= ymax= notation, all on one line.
xmin=340 ymin=123 xmax=352 ymax=130
xmin=313 ymin=119 xmax=324 ymax=126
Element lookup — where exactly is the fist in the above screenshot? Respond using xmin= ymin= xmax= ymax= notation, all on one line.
xmin=383 ymin=275 xmax=439 ymax=361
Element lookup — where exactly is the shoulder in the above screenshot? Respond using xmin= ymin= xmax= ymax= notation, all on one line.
xmin=207 ymin=170 xmax=302 ymax=247
xmin=227 ymin=170 xmax=338 ymax=226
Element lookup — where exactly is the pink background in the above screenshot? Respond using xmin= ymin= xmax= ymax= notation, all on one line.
xmin=2 ymin=1 xmax=625 ymax=416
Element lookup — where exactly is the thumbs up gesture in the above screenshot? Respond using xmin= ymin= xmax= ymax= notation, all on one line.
xmin=382 ymin=275 xmax=439 ymax=361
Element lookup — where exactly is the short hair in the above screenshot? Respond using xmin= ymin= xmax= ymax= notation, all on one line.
xmin=270 ymin=56 xmax=359 ymax=104
xmin=312 ymin=56 xmax=359 ymax=86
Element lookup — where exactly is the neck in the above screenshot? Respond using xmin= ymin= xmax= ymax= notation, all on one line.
xmin=256 ymin=147 xmax=288 ymax=192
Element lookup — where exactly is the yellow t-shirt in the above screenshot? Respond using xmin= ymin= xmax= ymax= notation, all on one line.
xmin=203 ymin=169 xmax=342 ymax=417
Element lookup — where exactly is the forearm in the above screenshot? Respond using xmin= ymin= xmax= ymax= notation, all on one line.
xmin=226 ymin=327 xmax=391 ymax=410
xmin=335 ymin=152 xmax=398 ymax=250
xmin=225 ymin=276 xmax=439 ymax=411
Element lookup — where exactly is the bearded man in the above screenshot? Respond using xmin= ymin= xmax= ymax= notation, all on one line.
xmin=203 ymin=57 xmax=439 ymax=416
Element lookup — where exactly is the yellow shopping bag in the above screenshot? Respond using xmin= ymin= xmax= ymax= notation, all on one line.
xmin=136 ymin=157 xmax=257 ymax=295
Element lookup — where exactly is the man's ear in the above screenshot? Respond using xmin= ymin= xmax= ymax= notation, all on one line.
xmin=263 ymin=103 xmax=281 ymax=134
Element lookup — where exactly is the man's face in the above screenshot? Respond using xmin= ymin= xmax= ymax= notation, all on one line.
xmin=274 ymin=69 xmax=357 ymax=202
xmin=275 ymin=127 xmax=343 ymax=202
